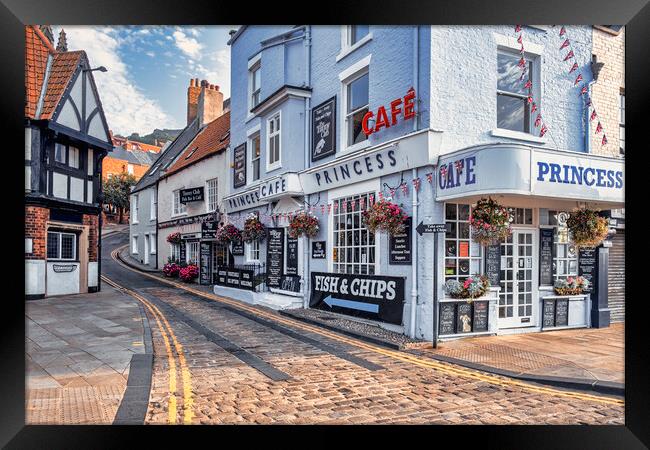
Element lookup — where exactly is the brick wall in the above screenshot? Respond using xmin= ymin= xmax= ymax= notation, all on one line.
xmin=83 ymin=214 xmax=99 ymax=262
xmin=102 ymin=156 xmax=150 ymax=181
xmin=25 ymin=205 xmax=49 ymax=260
xmin=590 ymin=26 xmax=625 ymax=158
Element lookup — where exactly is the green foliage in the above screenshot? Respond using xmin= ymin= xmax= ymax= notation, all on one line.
xmin=103 ymin=173 xmax=137 ymax=211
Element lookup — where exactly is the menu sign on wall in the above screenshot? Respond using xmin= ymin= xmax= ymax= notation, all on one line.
xmin=231 ymin=240 xmax=244 ymax=256
xmin=215 ymin=266 xmax=255 ymax=291
xmin=539 ymin=228 xmax=554 ymax=286
xmin=389 ymin=217 xmax=412 ymax=265
xmin=286 ymin=237 xmax=299 ymax=275
xmin=201 ymin=221 xmax=218 ymax=239
xmin=180 ymin=187 xmax=204 ymax=203
xmin=578 ymin=247 xmax=596 ymax=294
xmin=312 ymin=241 xmax=326 ymax=259
xmin=485 ymin=244 xmax=501 ymax=286
xmin=311 ymin=96 xmax=336 ymax=162
xmin=266 ymin=228 xmax=284 ymax=288
xmin=233 ymin=143 xmax=247 ymax=188
xmin=199 ymin=242 xmax=212 ymax=285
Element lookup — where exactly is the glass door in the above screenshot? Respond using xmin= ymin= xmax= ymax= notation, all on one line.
xmin=498 ymin=229 xmax=538 ymax=328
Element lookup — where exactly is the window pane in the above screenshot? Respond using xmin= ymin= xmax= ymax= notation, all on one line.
xmin=55 ymin=143 xmax=66 ymax=163
xmin=348 ymin=73 xmax=369 ymax=112
xmin=68 ymin=147 xmax=79 ymax=169
xmin=47 ymin=232 xmax=59 ymax=259
xmin=348 ymin=107 xmax=368 ymax=145
xmin=458 ymin=204 xmax=470 ymax=221
xmin=351 ymin=25 xmax=369 ymax=44
xmin=445 ymin=203 xmax=457 ymax=220
xmin=61 ymin=234 xmax=74 ymax=259
xmin=497 ymin=94 xmax=527 ymax=132
xmin=497 ymin=53 xmax=528 ymax=94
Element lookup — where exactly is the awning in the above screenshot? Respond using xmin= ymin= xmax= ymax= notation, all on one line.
xmin=434 ymin=144 xmax=624 ymax=208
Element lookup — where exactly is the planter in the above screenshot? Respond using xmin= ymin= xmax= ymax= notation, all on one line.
xmin=469 ymin=197 xmax=512 ymax=245
xmin=444 ymin=275 xmax=491 ymax=300
xmin=241 ymin=215 xmax=266 ymax=242
xmin=288 ymin=212 xmax=320 ymax=239
xmin=216 ymin=224 xmax=242 ymax=244
xmin=566 ymin=208 xmax=609 ymax=248
xmin=361 ymin=199 xmax=408 ymax=236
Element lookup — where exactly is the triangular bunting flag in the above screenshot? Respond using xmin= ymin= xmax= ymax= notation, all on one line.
xmin=602 ymin=134 xmax=608 ymax=146
xmin=590 ymin=110 xmax=597 ymax=121
xmin=574 ymin=74 xmax=583 ymax=86
xmin=596 ymin=122 xmax=603 ymax=134
xmin=569 ymin=62 xmax=578 ymax=73
xmin=560 ymin=39 xmax=570 ymax=50
xmin=563 ymin=50 xmax=574 ymax=61
xmin=560 ymin=26 xmax=566 ymax=37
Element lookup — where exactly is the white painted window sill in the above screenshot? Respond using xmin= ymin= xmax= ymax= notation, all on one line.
xmin=336 ymin=33 xmax=373 ymax=63
xmin=339 ymin=139 xmax=371 ymax=156
xmin=266 ymin=164 xmax=282 ymax=174
xmin=171 ymin=213 xmax=188 ymax=218
xmin=490 ymin=128 xmax=547 ymax=144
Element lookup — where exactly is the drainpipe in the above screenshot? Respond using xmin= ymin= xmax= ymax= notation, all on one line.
xmin=585 ymin=80 xmax=596 ymax=153
xmin=97 ymin=152 xmax=106 ymax=292
xmin=302 ymin=25 xmax=312 ymax=308
xmin=409 ymin=25 xmax=420 ymax=338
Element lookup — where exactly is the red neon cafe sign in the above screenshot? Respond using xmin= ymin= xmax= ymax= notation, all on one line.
xmin=361 ymin=87 xmax=416 ymax=136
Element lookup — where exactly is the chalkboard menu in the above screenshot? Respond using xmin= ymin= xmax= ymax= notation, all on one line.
xmin=555 ymin=298 xmax=569 ymax=327
xmin=286 ymin=237 xmax=299 ymax=275
xmin=201 ymin=221 xmax=218 ymax=239
xmin=439 ymin=303 xmax=456 ymax=335
xmin=233 ymin=143 xmax=247 ymax=188
xmin=312 ymin=241 xmax=326 ymax=259
xmin=231 ymin=240 xmax=244 ymax=256
xmin=311 ymin=96 xmax=336 ymax=162
xmin=457 ymin=303 xmax=473 ymax=333
xmin=539 ymin=228 xmax=554 ymax=286
xmin=542 ymin=299 xmax=555 ymax=328
xmin=578 ymin=247 xmax=596 ymax=294
xmin=180 ymin=187 xmax=204 ymax=204
xmin=280 ymin=275 xmax=301 ymax=293
xmin=266 ymin=228 xmax=284 ymax=288
xmin=215 ymin=266 xmax=256 ymax=291
xmin=199 ymin=242 xmax=212 ymax=285
xmin=485 ymin=244 xmax=501 ymax=286
xmin=179 ymin=242 xmax=186 ymax=263
xmin=473 ymin=301 xmax=489 ymax=332
xmin=389 ymin=217 xmax=412 ymax=265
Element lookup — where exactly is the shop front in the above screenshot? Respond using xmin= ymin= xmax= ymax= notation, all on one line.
xmin=434 ymin=143 xmax=624 ymax=339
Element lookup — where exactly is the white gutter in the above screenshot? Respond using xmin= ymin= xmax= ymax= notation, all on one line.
xmin=409 ymin=25 xmax=420 ymax=339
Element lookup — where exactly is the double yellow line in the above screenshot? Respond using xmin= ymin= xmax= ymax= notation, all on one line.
xmin=104 ymin=251 xmax=193 ymax=424
xmin=110 ymin=245 xmax=623 ymax=408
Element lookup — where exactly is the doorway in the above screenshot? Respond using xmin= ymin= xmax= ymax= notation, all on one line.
xmin=144 ymin=234 xmax=150 ymax=265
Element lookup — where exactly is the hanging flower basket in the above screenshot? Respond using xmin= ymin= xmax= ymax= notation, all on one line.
xmin=361 ymin=199 xmax=408 ymax=236
xmin=554 ymin=276 xmax=590 ymax=295
xmin=288 ymin=212 xmax=320 ymax=238
xmin=166 ymin=232 xmax=182 ymax=244
xmin=241 ymin=214 xmax=266 ymax=242
xmin=566 ymin=208 xmax=609 ymax=248
xmin=444 ymin=275 xmax=491 ymax=300
xmin=469 ymin=198 xmax=512 ymax=245
xmin=179 ymin=264 xmax=199 ymax=283
xmin=162 ymin=262 xmax=180 ymax=278
xmin=216 ymin=224 xmax=242 ymax=244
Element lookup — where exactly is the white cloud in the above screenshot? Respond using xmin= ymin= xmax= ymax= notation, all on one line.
xmin=57 ymin=26 xmax=179 ymax=135
xmin=172 ymin=30 xmax=203 ymax=59
xmin=146 ymin=51 xmax=155 ymax=58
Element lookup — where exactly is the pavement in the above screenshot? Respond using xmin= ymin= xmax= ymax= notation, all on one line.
xmin=25 ymin=287 xmax=149 ymax=424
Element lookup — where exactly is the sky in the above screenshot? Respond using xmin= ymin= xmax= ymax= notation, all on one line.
xmin=52 ymin=25 xmax=235 ymax=136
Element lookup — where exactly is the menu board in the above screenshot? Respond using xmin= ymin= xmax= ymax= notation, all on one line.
xmin=199 ymin=242 xmax=212 ymax=285
xmin=539 ymin=228 xmax=554 ymax=286
xmin=555 ymin=298 xmax=569 ymax=327
xmin=215 ymin=266 xmax=255 ymax=291
xmin=472 ymin=301 xmax=488 ymax=332
xmin=484 ymin=244 xmax=501 ymax=286
xmin=201 ymin=221 xmax=218 ymax=239
xmin=311 ymin=96 xmax=336 ymax=162
xmin=266 ymin=228 xmax=284 ymax=288
xmin=456 ymin=303 xmax=473 ymax=333
xmin=286 ymin=237 xmax=299 ymax=275
xmin=280 ymin=274 xmax=301 ymax=293
xmin=231 ymin=240 xmax=244 ymax=256
xmin=439 ymin=303 xmax=456 ymax=335
xmin=542 ymin=299 xmax=555 ymax=328
xmin=179 ymin=242 xmax=186 ymax=263
xmin=233 ymin=143 xmax=247 ymax=188
xmin=312 ymin=241 xmax=326 ymax=259
xmin=389 ymin=217 xmax=412 ymax=265
xmin=578 ymin=247 xmax=596 ymax=294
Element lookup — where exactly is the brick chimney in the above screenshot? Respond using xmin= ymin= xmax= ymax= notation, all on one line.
xmin=196 ymin=80 xmax=224 ymax=127
xmin=186 ymin=78 xmax=201 ymax=125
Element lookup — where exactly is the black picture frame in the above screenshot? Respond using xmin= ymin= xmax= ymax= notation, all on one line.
xmin=233 ymin=142 xmax=247 ymax=189
xmin=311 ymin=95 xmax=336 ymax=162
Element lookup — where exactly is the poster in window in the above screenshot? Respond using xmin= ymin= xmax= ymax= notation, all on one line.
xmin=311 ymin=96 xmax=336 ymax=162
xmin=459 ymin=241 xmax=469 ymax=258
xmin=233 ymin=143 xmax=247 ymax=188
xmin=458 ymin=260 xmax=470 ymax=276
xmin=445 ymin=241 xmax=457 ymax=257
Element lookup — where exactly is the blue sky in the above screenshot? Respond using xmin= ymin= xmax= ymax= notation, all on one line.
xmin=52 ymin=25 xmax=234 ymax=136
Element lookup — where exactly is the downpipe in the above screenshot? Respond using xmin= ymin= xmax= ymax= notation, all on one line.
xmin=409 ymin=25 xmax=420 ymax=339
xmin=302 ymin=25 xmax=312 ymax=308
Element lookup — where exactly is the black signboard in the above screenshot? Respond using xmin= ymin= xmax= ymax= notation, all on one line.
xmin=215 ymin=266 xmax=255 ymax=291
xmin=201 ymin=221 xmax=218 ymax=239
xmin=310 ymin=272 xmax=405 ymax=325
xmin=266 ymin=228 xmax=284 ymax=288
xmin=389 ymin=217 xmax=412 ymax=265
xmin=180 ymin=187 xmax=204 ymax=204
xmin=231 ymin=240 xmax=244 ymax=256
xmin=456 ymin=303 xmax=473 ymax=333
xmin=199 ymin=242 xmax=212 ymax=285
xmin=473 ymin=301 xmax=489 ymax=332
xmin=311 ymin=96 xmax=336 ymax=162
xmin=542 ymin=299 xmax=555 ymax=328
xmin=485 ymin=244 xmax=501 ymax=286
xmin=578 ymin=247 xmax=596 ymax=294
xmin=286 ymin=237 xmax=299 ymax=275
xmin=311 ymin=241 xmax=326 ymax=259
xmin=439 ymin=303 xmax=456 ymax=335
xmin=179 ymin=241 xmax=186 ymax=263
xmin=233 ymin=143 xmax=247 ymax=188
xmin=539 ymin=228 xmax=554 ymax=286
xmin=280 ymin=275 xmax=301 ymax=293
xmin=555 ymin=298 xmax=569 ymax=327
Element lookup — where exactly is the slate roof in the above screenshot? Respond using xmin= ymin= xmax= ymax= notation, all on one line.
xmin=164 ymin=111 xmax=230 ymax=177
xmin=109 ymin=146 xmax=143 ymax=165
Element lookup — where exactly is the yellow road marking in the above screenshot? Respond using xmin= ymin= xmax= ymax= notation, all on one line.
xmin=110 ymin=245 xmax=623 ymax=407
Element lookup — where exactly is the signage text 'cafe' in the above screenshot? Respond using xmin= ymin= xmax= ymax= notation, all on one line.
xmin=362 ymin=88 xmax=416 ymax=136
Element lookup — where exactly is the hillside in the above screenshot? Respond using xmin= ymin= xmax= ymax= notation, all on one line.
xmin=127 ymin=128 xmax=182 ymax=146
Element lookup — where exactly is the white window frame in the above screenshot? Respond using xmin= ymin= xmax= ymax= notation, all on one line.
xmin=132 ymin=194 xmax=139 ymax=224
xmin=186 ymin=241 xmax=199 ymax=265
xmin=248 ymin=131 xmax=261 ymax=185
xmin=245 ymin=240 xmax=260 ymax=263
xmin=169 ymin=243 xmax=180 ymax=263
xmin=68 ymin=146 xmax=80 ymax=169
xmin=266 ymin=111 xmax=282 ymax=172
xmin=150 ymin=233 xmax=156 ymax=254
xmin=248 ymin=54 xmax=262 ymax=116
xmin=206 ymin=177 xmax=219 ymax=212
xmin=150 ymin=189 xmax=157 ymax=221
xmin=132 ymin=235 xmax=138 ymax=254
xmin=47 ymin=231 xmax=77 ymax=261
xmin=172 ymin=189 xmax=187 ymax=217
xmin=337 ymin=26 xmax=373 ymax=62
xmin=444 ymin=203 xmax=483 ymax=283
xmin=339 ymin=55 xmax=372 ymax=154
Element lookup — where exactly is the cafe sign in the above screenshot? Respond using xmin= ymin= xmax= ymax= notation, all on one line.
xmin=180 ymin=187 xmax=204 ymax=204
xmin=362 ymin=88 xmax=416 ymax=136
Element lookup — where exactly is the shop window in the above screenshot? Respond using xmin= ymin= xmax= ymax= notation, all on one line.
xmin=172 ymin=190 xmax=187 ymax=216
xmin=332 ymin=192 xmax=376 ymax=275
xmin=206 ymin=178 xmax=218 ymax=212
xmin=267 ymin=113 xmax=281 ymax=170
xmin=47 ymin=231 xmax=77 ymax=260
xmin=444 ymin=203 xmax=482 ymax=282
xmin=186 ymin=241 xmax=199 ymax=265
xmin=344 ymin=71 xmax=369 ymax=148
xmin=497 ymin=51 xmax=535 ymax=133
xmin=548 ymin=211 xmax=578 ymax=281
xmin=246 ymin=240 xmax=260 ymax=263
xmin=170 ymin=243 xmax=181 ymax=262
xmin=507 ymin=207 xmax=533 ymax=225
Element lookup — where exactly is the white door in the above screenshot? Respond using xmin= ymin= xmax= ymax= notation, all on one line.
xmin=498 ymin=229 xmax=538 ymax=329
xmin=144 ymin=234 xmax=150 ymax=265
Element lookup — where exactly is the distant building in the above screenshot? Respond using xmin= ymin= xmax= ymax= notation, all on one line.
xmin=102 ymin=145 xmax=158 ymax=181
xmin=111 ymin=133 xmax=163 ymax=153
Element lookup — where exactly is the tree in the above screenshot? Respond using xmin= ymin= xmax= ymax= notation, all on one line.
xmin=103 ymin=173 xmax=137 ymax=224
